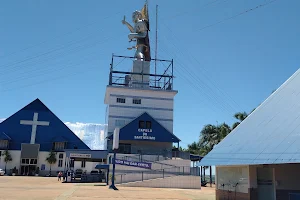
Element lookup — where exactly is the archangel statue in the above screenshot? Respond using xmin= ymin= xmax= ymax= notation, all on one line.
xmin=122 ymin=3 xmax=151 ymax=61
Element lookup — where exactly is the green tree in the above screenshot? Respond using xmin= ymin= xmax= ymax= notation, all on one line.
xmin=2 ymin=150 xmax=12 ymax=174
xmin=172 ymin=145 xmax=188 ymax=152
xmin=187 ymin=142 xmax=201 ymax=155
xmin=196 ymin=123 xmax=231 ymax=157
xmin=232 ymin=112 xmax=248 ymax=130
xmin=46 ymin=151 xmax=57 ymax=176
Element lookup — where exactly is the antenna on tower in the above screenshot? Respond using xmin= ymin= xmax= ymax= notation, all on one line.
xmin=155 ymin=4 xmax=158 ymax=87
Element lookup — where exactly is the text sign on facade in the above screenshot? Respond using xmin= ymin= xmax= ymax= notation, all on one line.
xmin=138 ymin=128 xmax=152 ymax=133
xmin=114 ymin=159 xmax=152 ymax=169
xmin=70 ymin=153 xmax=92 ymax=158
xmin=134 ymin=132 xmax=155 ymax=140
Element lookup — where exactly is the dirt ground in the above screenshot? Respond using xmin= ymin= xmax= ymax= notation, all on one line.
xmin=0 ymin=176 xmax=216 ymax=200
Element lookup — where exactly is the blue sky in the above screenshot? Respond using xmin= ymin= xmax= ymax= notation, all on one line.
xmin=0 ymin=0 xmax=299 ymax=148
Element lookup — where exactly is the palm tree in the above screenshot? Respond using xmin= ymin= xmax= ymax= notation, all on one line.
xmin=232 ymin=112 xmax=248 ymax=130
xmin=199 ymin=124 xmax=219 ymax=148
xmin=187 ymin=142 xmax=201 ymax=155
xmin=46 ymin=151 xmax=57 ymax=176
xmin=191 ymin=123 xmax=231 ymax=184
xmin=217 ymin=123 xmax=231 ymax=142
xmin=2 ymin=150 xmax=12 ymax=174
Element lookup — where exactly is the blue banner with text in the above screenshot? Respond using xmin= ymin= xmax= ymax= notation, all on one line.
xmin=114 ymin=159 xmax=152 ymax=169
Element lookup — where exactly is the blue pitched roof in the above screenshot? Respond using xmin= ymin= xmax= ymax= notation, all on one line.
xmin=0 ymin=132 xmax=11 ymax=140
xmin=108 ymin=112 xmax=180 ymax=143
xmin=0 ymin=98 xmax=90 ymax=151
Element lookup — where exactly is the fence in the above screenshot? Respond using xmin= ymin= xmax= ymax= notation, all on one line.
xmin=112 ymin=165 xmax=200 ymax=184
xmin=114 ymin=167 xmax=182 ymax=184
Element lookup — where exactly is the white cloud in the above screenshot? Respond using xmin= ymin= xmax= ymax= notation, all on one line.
xmin=0 ymin=118 xmax=107 ymax=150
xmin=65 ymin=122 xmax=107 ymax=150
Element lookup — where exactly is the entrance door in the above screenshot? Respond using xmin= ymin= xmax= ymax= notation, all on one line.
xmin=257 ymin=167 xmax=276 ymax=200
xmin=21 ymin=166 xmax=29 ymax=175
xmin=21 ymin=165 xmax=37 ymax=176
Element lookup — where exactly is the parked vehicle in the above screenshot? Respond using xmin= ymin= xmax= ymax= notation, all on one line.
xmin=74 ymin=169 xmax=83 ymax=178
xmin=90 ymin=170 xmax=99 ymax=175
xmin=0 ymin=169 xmax=5 ymax=176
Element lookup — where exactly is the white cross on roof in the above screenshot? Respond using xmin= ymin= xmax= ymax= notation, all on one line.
xmin=20 ymin=112 xmax=50 ymax=144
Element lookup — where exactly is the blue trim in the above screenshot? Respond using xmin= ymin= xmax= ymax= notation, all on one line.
xmin=110 ymin=105 xmax=173 ymax=111
xmin=109 ymin=115 xmax=173 ymax=122
xmin=110 ymin=94 xmax=173 ymax=101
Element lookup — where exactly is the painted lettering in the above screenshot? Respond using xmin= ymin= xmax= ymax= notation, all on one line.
xmin=134 ymin=135 xmax=155 ymax=140
xmin=114 ymin=159 xmax=152 ymax=169
xmin=138 ymin=128 xmax=153 ymax=133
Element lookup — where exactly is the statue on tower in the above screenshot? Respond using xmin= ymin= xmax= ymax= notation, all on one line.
xmin=122 ymin=2 xmax=151 ymax=61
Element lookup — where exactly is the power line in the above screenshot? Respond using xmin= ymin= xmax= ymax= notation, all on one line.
xmin=0 ymin=10 xmax=122 ymax=60
xmin=0 ymin=31 xmax=118 ymax=75
xmin=158 ymin=37 xmax=234 ymax=115
xmin=152 ymin=0 xmax=280 ymax=113
xmin=195 ymin=0 xmax=279 ymax=32
xmin=0 ymin=62 xmax=99 ymax=93
xmin=155 ymin=7 xmax=262 ymax=112
xmin=0 ymin=34 xmax=122 ymax=84
xmin=164 ymin=0 xmax=228 ymax=20
xmin=148 ymin=6 xmax=239 ymax=115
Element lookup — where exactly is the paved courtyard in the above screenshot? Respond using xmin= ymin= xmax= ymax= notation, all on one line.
xmin=0 ymin=176 xmax=215 ymax=200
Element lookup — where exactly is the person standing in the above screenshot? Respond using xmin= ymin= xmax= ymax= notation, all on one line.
xmin=58 ymin=171 xmax=62 ymax=181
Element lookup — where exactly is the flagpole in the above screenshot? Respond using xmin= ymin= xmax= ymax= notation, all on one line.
xmin=155 ymin=4 xmax=158 ymax=87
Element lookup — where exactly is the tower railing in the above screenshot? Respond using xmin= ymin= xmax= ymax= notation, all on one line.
xmin=108 ymin=55 xmax=174 ymax=91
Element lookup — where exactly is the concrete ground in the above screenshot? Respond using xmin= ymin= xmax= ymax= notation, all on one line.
xmin=0 ymin=176 xmax=216 ymax=200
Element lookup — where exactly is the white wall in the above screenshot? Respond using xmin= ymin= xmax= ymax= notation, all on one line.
xmin=105 ymin=86 xmax=177 ymax=134
xmin=114 ymin=173 xmax=169 ymax=184
xmin=105 ymin=86 xmax=177 ymax=103
xmin=0 ymin=150 xmax=66 ymax=175
xmin=0 ymin=150 xmax=20 ymax=172
xmin=216 ymin=165 xmax=249 ymax=193
xmin=38 ymin=151 xmax=66 ymax=175
xmin=159 ymin=159 xmax=191 ymax=173
xmin=118 ymin=175 xmax=201 ymax=189
xmin=109 ymin=95 xmax=174 ymax=109
xmin=0 ymin=150 xmax=105 ymax=176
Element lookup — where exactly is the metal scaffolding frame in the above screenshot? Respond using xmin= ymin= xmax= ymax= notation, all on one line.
xmin=108 ymin=54 xmax=174 ymax=91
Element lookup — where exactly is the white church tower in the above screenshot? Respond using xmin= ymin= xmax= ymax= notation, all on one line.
xmin=104 ymin=1 xmax=180 ymax=155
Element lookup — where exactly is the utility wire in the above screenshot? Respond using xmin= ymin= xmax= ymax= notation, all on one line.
xmin=195 ymin=0 xmax=279 ymax=32
xmin=0 ymin=10 xmax=122 ymax=60
xmin=149 ymin=6 xmax=240 ymax=114
xmin=160 ymin=21 xmax=242 ymax=112
xmin=0 ymin=62 xmax=99 ymax=93
xmin=0 ymin=34 xmax=122 ymax=84
xmin=165 ymin=0 xmax=228 ymax=20
xmin=0 ymin=31 xmax=116 ymax=75
xmin=150 ymin=0 xmax=280 ymax=113
xmin=158 ymin=37 xmax=233 ymax=115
